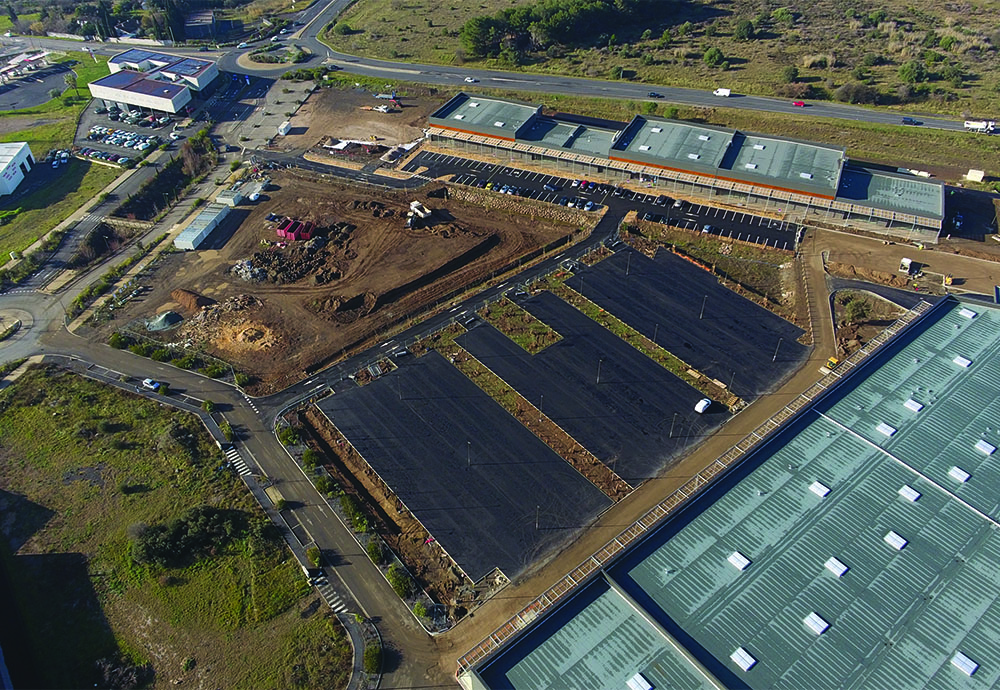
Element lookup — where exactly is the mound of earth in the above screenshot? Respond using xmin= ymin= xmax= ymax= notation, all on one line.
xmin=171 ymin=289 xmax=216 ymax=312
xmin=827 ymin=262 xmax=910 ymax=288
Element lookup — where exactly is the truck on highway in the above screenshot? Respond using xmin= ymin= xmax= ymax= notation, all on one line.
xmin=713 ymin=88 xmax=731 ymax=97
xmin=964 ymin=120 xmax=996 ymax=133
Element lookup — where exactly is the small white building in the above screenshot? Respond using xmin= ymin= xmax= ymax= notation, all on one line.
xmin=0 ymin=142 xmax=34 ymax=196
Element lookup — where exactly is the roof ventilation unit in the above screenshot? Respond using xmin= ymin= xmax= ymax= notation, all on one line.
xmin=898 ymin=485 xmax=921 ymax=502
xmin=650 ymin=127 xmax=662 ymax=133
xmin=804 ymin=612 xmax=829 ymax=635
xmin=951 ymin=652 xmax=979 ymax=677
xmin=949 ymin=466 xmax=971 ymax=483
xmin=639 ymin=145 xmax=651 ymax=151
xmin=493 ymin=121 xmax=505 ymax=127
xmin=745 ymin=163 xmax=758 ymax=170
xmin=953 ymin=355 xmax=972 ymax=368
xmin=626 ymin=672 xmax=653 ymax=690
xmin=884 ymin=531 xmax=908 ymax=550
xmin=975 ymin=439 xmax=995 ymax=455
xmin=824 ymin=557 xmax=848 ymax=577
xmin=904 ymin=399 xmax=924 ymax=412
xmin=687 ymin=153 xmax=700 ymax=160
xmin=876 ymin=423 xmax=897 ymax=437
xmin=469 ymin=102 xmax=480 ymax=107
xmin=731 ymin=648 xmax=757 ymax=672
xmin=698 ymin=134 xmax=711 ymax=141
xmin=753 ymin=144 xmax=765 ymax=150
xmin=809 ymin=481 xmax=831 ymax=498
xmin=728 ymin=551 xmax=751 ymax=571
xmin=453 ymin=114 xmax=465 ymax=120
xmin=959 ymin=308 xmax=977 ymax=319
xmin=799 ymin=172 xmax=813 ymax=179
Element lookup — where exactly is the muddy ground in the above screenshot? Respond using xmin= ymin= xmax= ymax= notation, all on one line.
xmin=104 ymin=172 xmax=575 ymax=393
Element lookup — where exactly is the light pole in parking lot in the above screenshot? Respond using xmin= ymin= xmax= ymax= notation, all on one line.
xmin=772 ymin=337 xmax=783 ymax=362
xmin=669 ymin=412 xmax=678 ymax=439
xmin=597 ymin=357 xmax=606 ymax=384
xmin=699 ymin=295 xmax=707 ymax=320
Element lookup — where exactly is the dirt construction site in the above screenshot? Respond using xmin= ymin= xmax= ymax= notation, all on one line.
xmin=104 ymin=172 xmax=577 ymax=393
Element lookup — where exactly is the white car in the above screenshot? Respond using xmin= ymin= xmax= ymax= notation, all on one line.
xmin=142 ymin=378 xmax=162 ymax=392
xmin=464 ymin=77 xmax=479 ymax=83
xmin=695 ymin=398 xmax=712 ymax=414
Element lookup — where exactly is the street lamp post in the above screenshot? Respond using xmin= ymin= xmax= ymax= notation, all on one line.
xmin=669 ymin=412 xmax=678 ymax=439
xmin=597 ymin=357 xmax=605 ymax=384
xmin=772 ymin=337 xmax=783 ymax=362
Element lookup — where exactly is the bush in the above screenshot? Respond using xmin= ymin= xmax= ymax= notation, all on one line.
xmin=834 ymin=82 xmax=879 ymax=104
xmin=128 ymin=343 xmax=153 ymax=357
xmin=332 ymin=22 xmax=352 ymax=35
xmin=302 ymin=448 xmax=320 ymax=469
xmin=363 ymin=645 xmax=381 ymax=674
xmin=314 ymin=475 xmax=336 ymax=495
xmin=201 ymin=400 xmax=215 ymax=413
xmin=413 ymin=601 xmax=427 ymax=618
xmin=703 ymin=46 xmax=724 ymax=67
xmin=234 ymin=372 xmax=250 ymax=387
xmin=130 ymin=505 xmax=251 ymax=567
xmin=781 ymin=66 xmax=799 ymax=83
xmin=275 ymin=498 xmax=287 ymax=511
xmin=366 ymin=540 xmax=384 ymax=565
xmin=200 ymin=364 xmax=227 ymax=378
xmin=386 ymin=563 xmax=413 ymax=598
xmin=109 ymin=332 xmax=128 ymax=349
xmin=173 ymin=354 xmax=197 ymax=370
xmin=151 ymin=348 xmax=171 ymax=362
xmin=734 ymin=19 xmax=754 ymax=40
xmin=220 ymin=422 xmax=234 ymax=442
xmin=229 ymin=160 xmax=241 ymax=172
xmin=306 ymin=546 xmax=321 ymax=567
xmin=278 ymin=425 xmax=301 ymax=446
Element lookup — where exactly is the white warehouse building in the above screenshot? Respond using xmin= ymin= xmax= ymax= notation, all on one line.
xmin=0 ymin=142 xmax=34 ymax=196
xmin=88 ymin=49 xmax=219 ymax=115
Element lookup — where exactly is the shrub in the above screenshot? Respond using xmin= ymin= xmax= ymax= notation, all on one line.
xmin=413 ymin=601 xmax=427 ymax=618
xmin=201 ymin=400 xmax=215 ymax=413
xmin=332 ymin=22 xmax=352 ymax=35
xmin=834 ymin=82 xmax=879 ymax=104
xmin=220 ymin=422 xmax=234 ymax=442
xmin=151 ymin=348 xmax=171 ymax=362
xmin=229 ymin=160 xmax=241 ymax=172
xmin=734 ymin=19 xmax=754 ymax=40
xmin=306 ymin=546 xmax=321 ymax=567
xmin=128 ymin=343 xmax=153 ymax=357
xmin=386 ymin=563 xmax=413 ymax=598
xmin=363 ymin=645 xmax=381 ymax=674
xmin=278 ymin=425 xmax=301 ymax=446
xmin=703 ymin=46 xmax=724 ymax=67
xmin=234 ymin=372 xmax=250 ymax=387
xmin=275 ymin=498 xmax=287 ymax=511
xmin=200 ymin=364 xmax=227 ymax=378
xmin=314 ymin=475 xmax=336 ymax=495
xmin=781 ymin=66 xmax=799 ymax=83
xmin=366 ymin=540 xmax=384 ymax=564
xmin=899 ymin=60 xmax=928 ymax=84
xmin=109 ymin=332 xmax=127 ymax=349
xmin=173 ymin=354 xmax=196 ymax=369
xmin=302 ymin=448 xmax=320 ymax=469
xmin=131 ymin=505 xmax=251 ymax=567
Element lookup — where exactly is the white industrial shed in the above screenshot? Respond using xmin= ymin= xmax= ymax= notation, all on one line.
xmin=0 ymin=142 xmax=34 ymax=196
xmin=174 ymin=203 xmax=230 ymax=250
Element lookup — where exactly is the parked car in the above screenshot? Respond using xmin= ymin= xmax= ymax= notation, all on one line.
xmin=543 ymin=183 xmax=560 ymax=192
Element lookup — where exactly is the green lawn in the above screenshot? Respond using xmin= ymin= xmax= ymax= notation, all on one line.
xmin=0 ymin=366 xmax=352 ymax=689
xmin=0 ymin=148 xmax=119 ymax=260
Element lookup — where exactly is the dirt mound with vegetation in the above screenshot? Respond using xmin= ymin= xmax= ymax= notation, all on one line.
xmin=827 ymin=262 xmax=910 ymax=288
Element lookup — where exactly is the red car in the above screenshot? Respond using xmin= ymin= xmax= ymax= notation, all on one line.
xmin=792 ymin=101 xmax=806 ymax=107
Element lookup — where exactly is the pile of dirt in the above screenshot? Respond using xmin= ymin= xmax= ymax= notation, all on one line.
xmin=170 ymin=289 xmax=215 ymax=313
xmin=306 ymin=292 xmax=378 ymax=324
xmin=827 ymin=262 xmax=910 ymax=288
xmin=177 ymin=295 xmax=271 ymax=354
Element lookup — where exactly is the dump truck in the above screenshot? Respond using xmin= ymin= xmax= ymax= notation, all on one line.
xmin=964 ymin=120 xmax=996 ymax=133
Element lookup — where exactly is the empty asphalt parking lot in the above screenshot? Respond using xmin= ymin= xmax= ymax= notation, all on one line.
xmin=316 ymin=351 xmax=612 ymax=582
xmin=567 ymin=248 xmax=809 ymax=399
xmin=460 ymin=292 xmax=725 ymax=485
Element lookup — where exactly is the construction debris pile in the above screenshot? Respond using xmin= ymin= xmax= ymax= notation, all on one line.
xmin=230 ymin=219 xmax=360 ymax=285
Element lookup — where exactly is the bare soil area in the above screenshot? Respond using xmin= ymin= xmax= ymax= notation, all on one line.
xmin=279 ymin=85 xmax=439 ymax=153
xmin=832 ymin=290 xmax=905 ymax=358
xmin=105 ymin=171 xmax=574 ymax=393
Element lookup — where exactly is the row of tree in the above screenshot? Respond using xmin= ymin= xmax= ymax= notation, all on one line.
xmin=459 ymin=0 xmax=669 ymax=59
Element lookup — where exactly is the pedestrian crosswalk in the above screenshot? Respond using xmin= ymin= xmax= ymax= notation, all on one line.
xmin=316 ymin=581 xmax=351 ymax=614
xmin=225 ymin=446 xmax=253 ymax=476
xmin=242 ymin=393 xmax=259 ymax=414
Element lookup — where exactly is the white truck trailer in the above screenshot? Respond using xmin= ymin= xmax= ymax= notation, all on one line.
xmin=964 ymin=120 xmax=996 ymax=133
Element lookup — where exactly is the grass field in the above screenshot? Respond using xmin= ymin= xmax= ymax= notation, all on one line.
xmin=0 ymin=366 xmax=351 ymax=689
xmin=478 ymin=297 xmax=562 ymax=354
xmin=0 ymin=50 xmax=118 ymax=258
xmin=323 ymin=0 xmax=1000 ymax=116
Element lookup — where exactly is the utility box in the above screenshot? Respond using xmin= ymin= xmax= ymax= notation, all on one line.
xmin=277 ymin=120 xmax=291 ymax=136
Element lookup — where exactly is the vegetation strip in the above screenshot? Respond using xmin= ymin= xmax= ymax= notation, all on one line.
xmin=418 ymin=326 xmax=632 ymax=501
xmin=539 ymin=273 xmax=743 ymax=409
xmin=478 ymin=297 xmax=562 ymax=354
xmin=67 ymin=233 xmax=168 ymax=320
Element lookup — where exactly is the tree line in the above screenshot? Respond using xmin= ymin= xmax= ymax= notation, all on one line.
xmin=459 ymin=0 xmax=672 ymax=61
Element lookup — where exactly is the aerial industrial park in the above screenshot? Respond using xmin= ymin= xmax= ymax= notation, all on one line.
xmin=1 ymin=0 xmax=1000 ymax=687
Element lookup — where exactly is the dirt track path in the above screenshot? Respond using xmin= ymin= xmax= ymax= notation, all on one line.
xmin=432 ymin=228 xmax=841 ymax=672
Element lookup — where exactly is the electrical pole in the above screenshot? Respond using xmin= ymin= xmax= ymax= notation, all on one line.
xmin=772 ymin=337 xmax=783 ymax=362
xmin=699 ymin=295 xmax=707 ymax=320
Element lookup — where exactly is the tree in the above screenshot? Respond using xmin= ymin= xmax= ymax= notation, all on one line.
xmin=772 ymin=7 xmax=794 ymax=26
xmin=109 ymin=332 xmax=127 ymax=349
xmin=898 ymin=60 xmax=928 ymax=84
xmin=306 ymin=546 xmax=321 ymax=567
xmin=366 ymin=540 xmax=384 ymax=564
xmin=48 ymin=88 xmax=62 ymax=101
xmin=641 ymin=28 xmax=652 ymax=40
xmin=781 ymin=66 xmax=799 ymax=83
xmin=459 ymin=15 xmax=501 ymax=58
xmin=220 ymin=422 xmax=234 ymax=442
xmin=413 ymin=601 xmax=428 ymax=618
xmin=677 ymin=21 xmax=692 ymax=37
xmin=201 ymin=400 xmax=215 ymax=413
xmin=834 ymin=82 xmax=879 ymax=104
xmin=734 ymin=19 xmax=755 ymax=40
xmin=302 ymin=448 xmax=320 ymax=469
xmin=703 ymin=46 xmax=724 ymax=67
xmin=6 ymin=4 xmax=15 ymax=24
xmin=658 ymin=28 xmax=671 ymax=47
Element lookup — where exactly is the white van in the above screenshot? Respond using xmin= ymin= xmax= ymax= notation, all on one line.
xmin=713 ymin=88 xmax=731 ymax=97
xmin=695 ymin=398 xmax=712 ymax=414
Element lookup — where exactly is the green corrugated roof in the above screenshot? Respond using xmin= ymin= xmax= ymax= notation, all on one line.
xmin=625 ymin=298 xmax=1000 ymax=689
xmin=729 ymin=133 xmax=844 ymax=195
xmin=838 ymin=166 xmax=945 ymax=219
xmin=430 ymin=92 xmax=539 ymax=139
xmin=494 ymin=580 xmax=715 ymax=690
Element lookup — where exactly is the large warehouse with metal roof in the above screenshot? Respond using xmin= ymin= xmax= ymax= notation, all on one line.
xmin=429 ymin=93 xmax=945 ymax=243
xmin=458 ymin=295 xmax=1000 ymax=689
